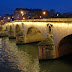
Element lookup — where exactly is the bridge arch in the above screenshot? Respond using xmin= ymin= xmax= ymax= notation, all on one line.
xmin=56 ymin=34 xmax=72 ymax=58
xmin=25 ymin=26 xmax=44 ymax=43
xmin=9 ymin=25 xmax=13 ymax=31
xmin=15 ymin=24 xmax=21 ymax=35
xmin=4 ymin=26 xmax=8 ymax=31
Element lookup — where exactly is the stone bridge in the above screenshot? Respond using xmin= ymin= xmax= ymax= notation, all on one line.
xmin=1 ymin=18 xmax=72 ymax=59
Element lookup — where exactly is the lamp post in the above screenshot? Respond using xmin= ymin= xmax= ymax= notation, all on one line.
xmin=40 ymin=16 xmax=42 ymax=19
xmin=8 ymin=17 xmax=10 ymax=20
xmin=57 ymin=14 xmax=59 ymax=18
xmin=23 ymin=17 xmax=25 ymax=20
xmin=20 ymin=11 xmax=24 ymax=16
xmin=43 ymin=11 xmax=46 ymax=18
xmin=43 ymin=11 xmax=46 ymax=15
xmin=20 ymin=11 xmax=24 ymax=20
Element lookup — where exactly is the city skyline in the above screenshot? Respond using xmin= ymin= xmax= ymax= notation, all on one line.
xmin=0 ymin=0 xmax=72 ymax=16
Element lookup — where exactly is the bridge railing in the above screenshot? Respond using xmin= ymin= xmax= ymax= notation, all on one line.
xmin=14 ymin=18 xmax=72 ymax=22
xmin=4 ymin=18 xmax=72 ymax=25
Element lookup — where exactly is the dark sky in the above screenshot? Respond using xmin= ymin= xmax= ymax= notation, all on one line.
xmin=0 ymin=0 xmax=72 ymax=16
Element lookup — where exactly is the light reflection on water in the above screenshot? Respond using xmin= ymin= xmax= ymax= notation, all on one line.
xmin=0 ymin=37 xmax=72 ymax=72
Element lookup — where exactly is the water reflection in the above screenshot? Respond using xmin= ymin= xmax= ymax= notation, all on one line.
xmin=0 ymin=37 xmax=72 ymax=72
xmin=2 ymin=37 xmax=40 ymax=72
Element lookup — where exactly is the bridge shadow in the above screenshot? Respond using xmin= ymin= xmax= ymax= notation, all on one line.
xmin=39 ymin=53 xmax=72 ymax=64
xmin=39 ymin=54 xmax=72 ymax=72
xmin=39 ymin=34 xmax=72 ymax=72
xmin=56 ymin=34 xmax=72 ymax=59
xmin=57 ymin=53 xmax=72 ymax=65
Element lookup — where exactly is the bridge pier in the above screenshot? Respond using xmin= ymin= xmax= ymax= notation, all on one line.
xmin=38 ymin=36 xmax=56 ymax=60
xmin=8 ymin=31 xmax=15 ymax=39
xmin=16 ymin=31 xmax=24 ymax=44
xmin=0 ymin=31 xmax=8 ymax=37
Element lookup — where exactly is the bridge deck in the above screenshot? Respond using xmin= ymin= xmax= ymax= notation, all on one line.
xmin=14 ymin=18 xmax=72 ymax=22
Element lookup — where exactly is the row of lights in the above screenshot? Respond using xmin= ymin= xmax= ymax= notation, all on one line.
xmin=3 ymin=10 xmax=59 ymax=20
xmin=4 ymin=11 xmax=46 ymax=20
xmin=2 ymin=10 xmax=60 ymax=22
xmin=4 ymin=16 xmax=14 ymax=19
xmin=20 ymin=10 xmax=46 ymax=19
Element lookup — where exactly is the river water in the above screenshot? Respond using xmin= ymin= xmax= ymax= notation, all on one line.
xmin=0 ymin=37 xmax=72 ymax=72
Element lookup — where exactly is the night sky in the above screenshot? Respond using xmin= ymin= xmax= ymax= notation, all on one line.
xmin=0 ymin=0 xmax=72 ymax=16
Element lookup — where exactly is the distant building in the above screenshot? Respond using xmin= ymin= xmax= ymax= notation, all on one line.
xmin=2 ymin=14 xmax=12 ymax=23
xmin=0 ymin=20 xmax=5 ymax=25
xmin=63 ymin=13 xmax=72 ymax=18
xmin=14 ymin=8 xmax=42 ymax=20
xmin=14 ymin=8 xmax=30 ymax=20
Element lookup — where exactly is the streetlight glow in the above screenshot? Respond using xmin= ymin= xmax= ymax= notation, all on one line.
xmin=43 ymin=11 xmax=46 ymax=15
xmin=23 ymin=17 xmax=25 ymax=19
xmin=40 ymin=16 xmax=42 ymax=18
xmin=8 ymin=17 xmax=10 ymax=19
xmin=57 ymin=14 xmax=59 ymax=16
xmin=21 ymin=11 xmax=24 ymax=14
xmin=20 ymin=11 xmax=24 ymax=16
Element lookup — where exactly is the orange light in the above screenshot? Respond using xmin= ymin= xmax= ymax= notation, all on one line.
xmin=43 ymin=11 xmax=46 ymax=15
xmin=8 ymin=17 xmax=10 ymax=19
xmin=23 ymin=17 xmax=25 ymax=19
xmin=21 ymin=11 xmax=24 ymax=14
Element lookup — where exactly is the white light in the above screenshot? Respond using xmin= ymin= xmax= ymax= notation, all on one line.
xmin=12 ymin=16 xmax=14 ymax=18
xmin=40 ymin=16 xmax=42 ymax=18
xmin=57 ymin=14 xmax=59 ymax=16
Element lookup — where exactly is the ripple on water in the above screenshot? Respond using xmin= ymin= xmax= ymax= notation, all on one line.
xmin=0 ymin=37 xmax=40 ymax=72
xmin=0 ymin=37 xmax=72 ymax=72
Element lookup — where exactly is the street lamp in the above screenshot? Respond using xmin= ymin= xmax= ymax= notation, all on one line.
xmin=57 ymin=14 xmax=59 ymax=17
xmin=20 ymin=11 xmax=24 ymax=16
xmin=8 ymin=17 xmax=10 ymax=19
xmin=43 ymin=11 xmax=46 ymax=15
xmin=23 ymin=17 xmax=25 ymax=19
xmin=43 ymin=11 xmax=46 ymax=19
xmin=20 ymin=11 xmax=24 ymax=20
xmin=40 ymin=16 xmax=42 ymax=18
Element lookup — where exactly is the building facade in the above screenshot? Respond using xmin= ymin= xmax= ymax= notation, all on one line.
xmin=14 ymin=8 xmax=42 ymax=20
xmin=14 ymin=8 xmax=30 ymax=20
